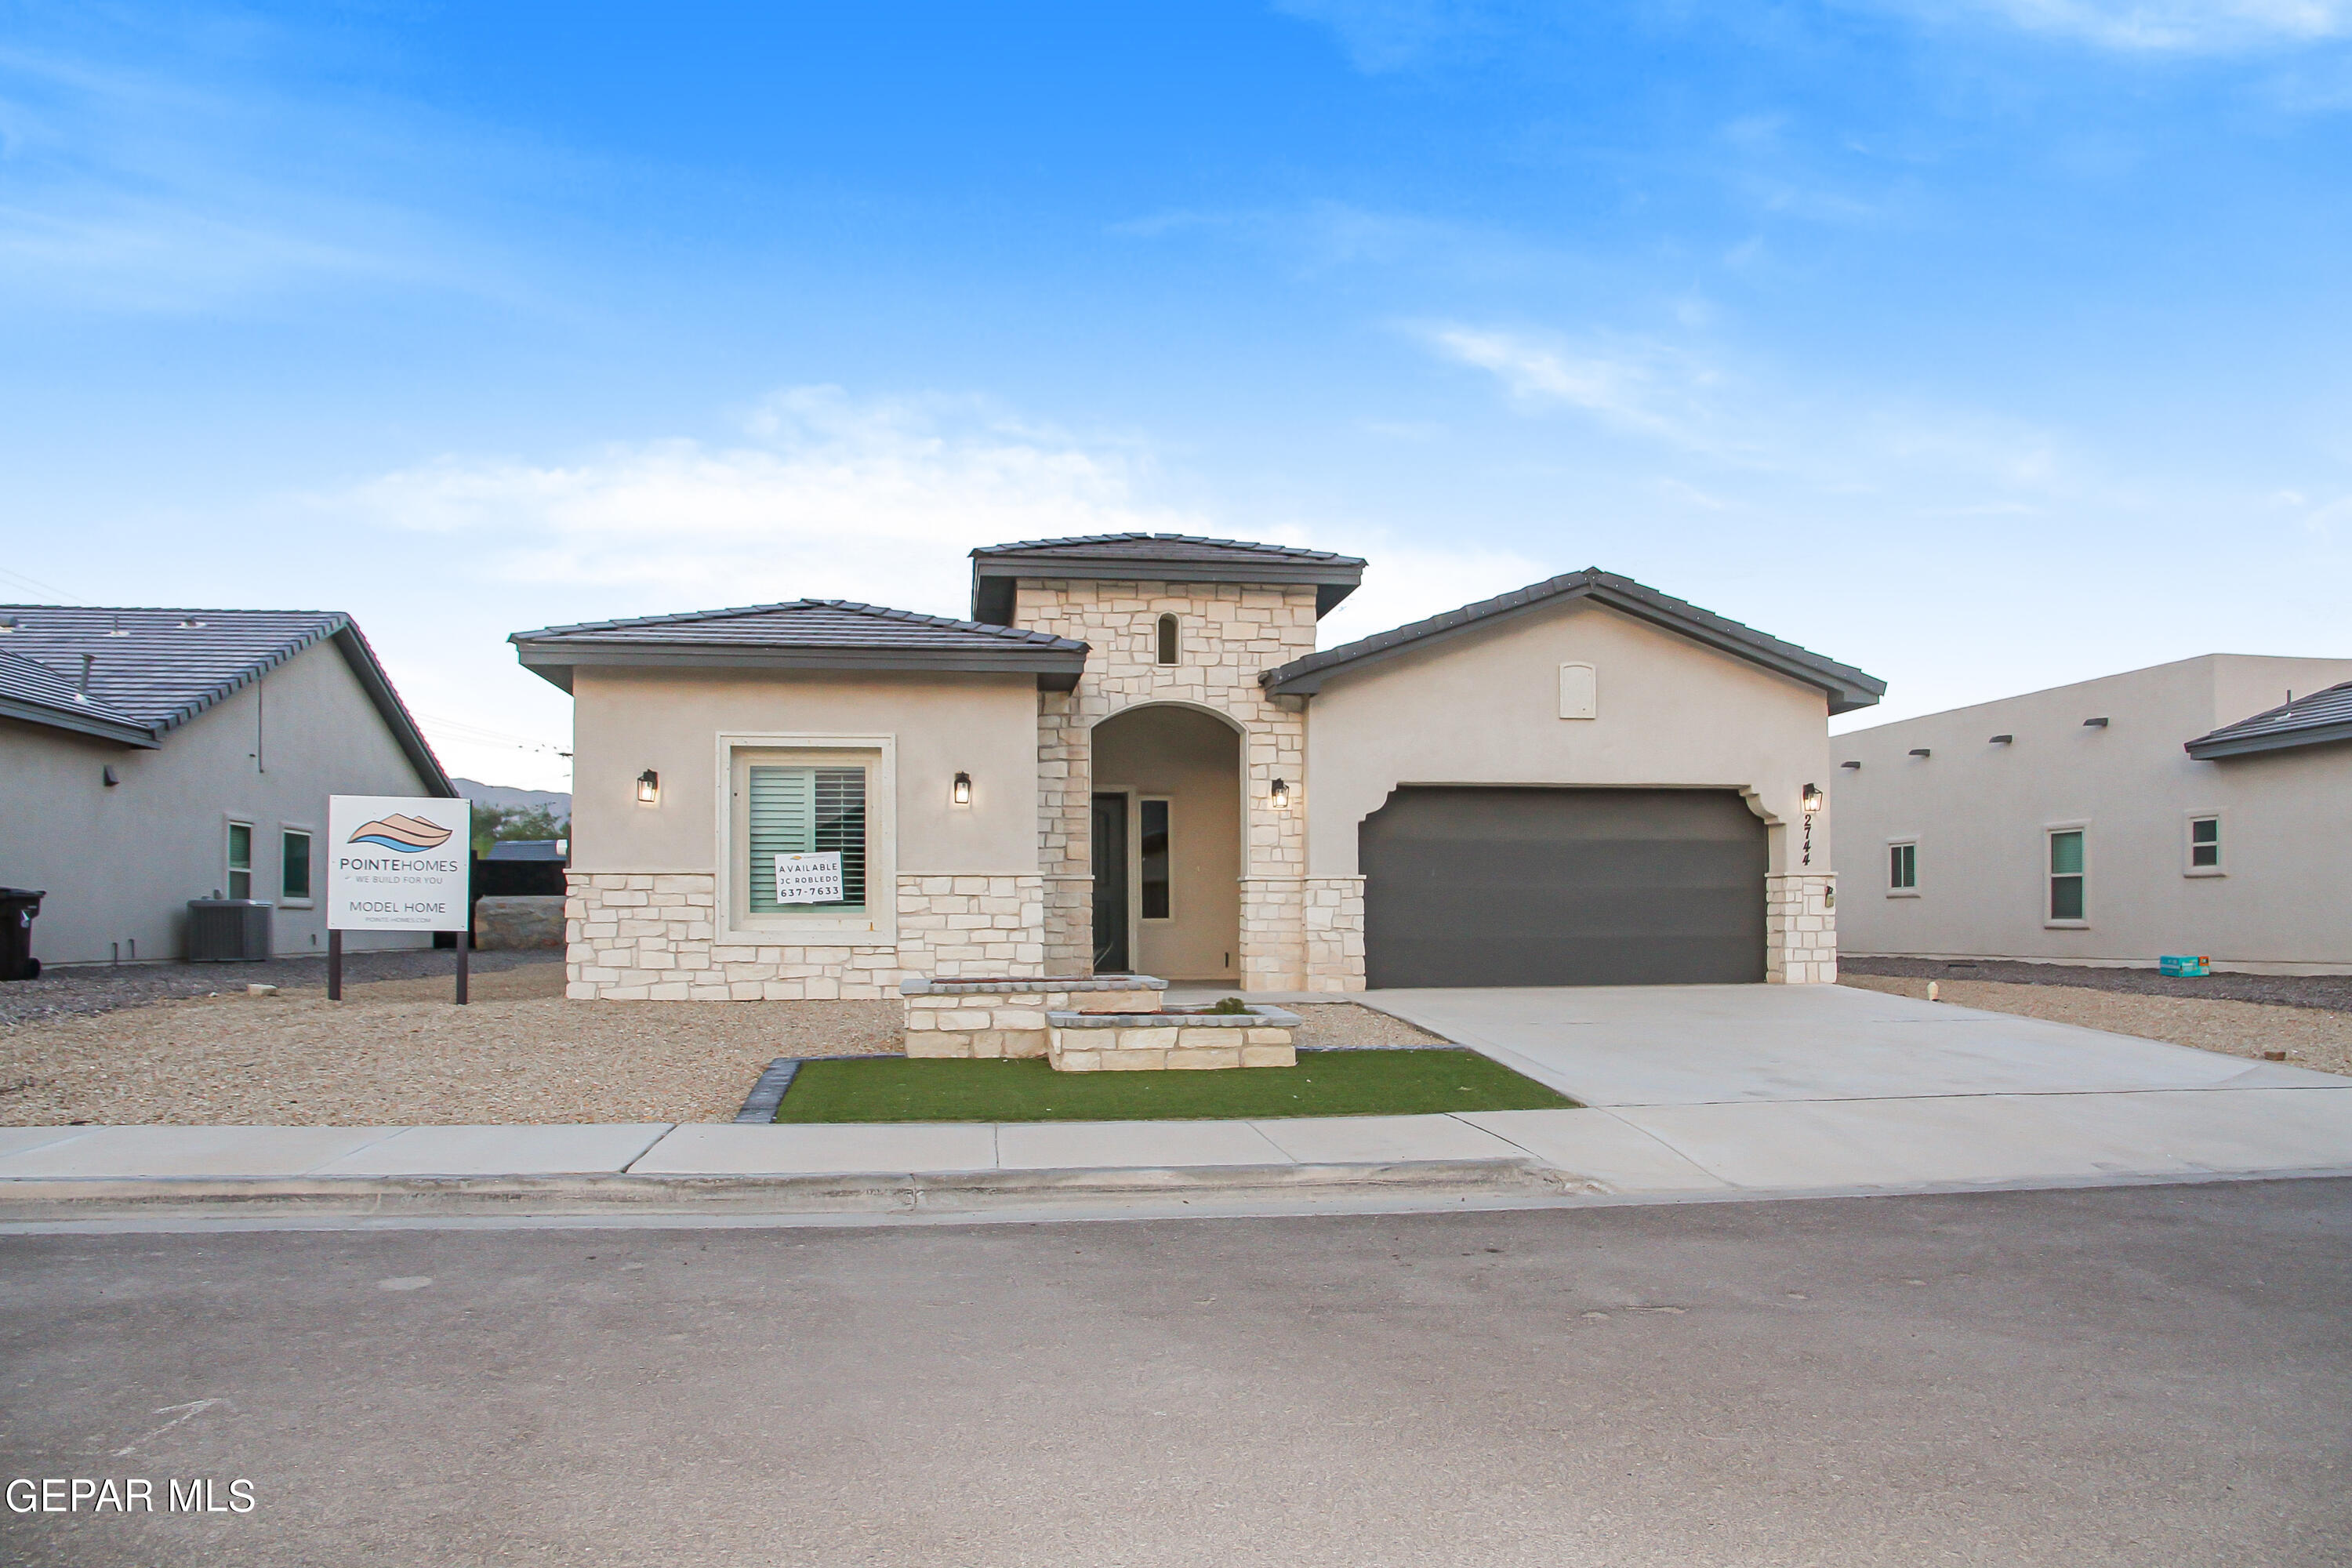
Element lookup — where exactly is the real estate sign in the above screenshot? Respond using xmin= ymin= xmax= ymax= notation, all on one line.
xmin=775 ymin=851 xmax=844 ymax=906
xmin=327 ymin=795 xmax=472 ymax=931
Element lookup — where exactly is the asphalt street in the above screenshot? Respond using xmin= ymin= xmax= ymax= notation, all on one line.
xmin=3 ymin=1180 xmax=2348 ymax=1567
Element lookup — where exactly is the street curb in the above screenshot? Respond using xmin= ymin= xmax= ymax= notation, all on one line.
xmin=0 ymin=1156 xmax=1584 ymax=1221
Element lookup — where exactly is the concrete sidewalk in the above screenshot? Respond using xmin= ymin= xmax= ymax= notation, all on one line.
xmin=5 ymin=1087 xmax=2352 ymax=1222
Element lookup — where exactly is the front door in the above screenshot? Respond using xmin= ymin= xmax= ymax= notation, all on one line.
xmin=1091 ymin=793 xmax=1129 ymax=973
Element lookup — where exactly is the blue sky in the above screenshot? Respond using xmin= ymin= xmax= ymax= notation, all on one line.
xmin=5 ymin=1 xmax=2350 ymax=789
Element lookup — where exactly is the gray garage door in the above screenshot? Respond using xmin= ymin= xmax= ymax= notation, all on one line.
xmin=1360 ymin=787 xmax=1766 ymax=988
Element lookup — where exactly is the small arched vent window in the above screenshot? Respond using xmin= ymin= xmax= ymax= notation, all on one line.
xmin=1155 ymin=614 xmax=1180 ymax=666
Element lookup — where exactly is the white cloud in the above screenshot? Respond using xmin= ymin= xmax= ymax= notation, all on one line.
xmin=1878 ymin=0 xmax=2352 ymax=50
xmin=346 ymin=387 xmax=1218 ymax=620
xmin=1418 ymin=324 xmax=1733 ymax=452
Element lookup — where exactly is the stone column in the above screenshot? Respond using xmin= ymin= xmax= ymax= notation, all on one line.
xmin=1765 ymin=873 xmax=1838 ymax=984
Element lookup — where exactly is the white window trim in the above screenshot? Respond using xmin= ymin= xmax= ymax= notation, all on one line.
xmin=224 ymin=815 xmax=256 ymax=902
xmin=278 ymin=821 xmax=318 ymax=908
xmin=2183 ymin=810 xmax=2224 ymax=878
xmin=1138 ymin=795 xmax=1174 ymax=924
xmin=714 ymin=732 xmax=898 ymax=946
xmin=1885 ymin=837 xmax=1919 ymax=898
xmin=2044 ymin=820 xmax=2089 ymax=928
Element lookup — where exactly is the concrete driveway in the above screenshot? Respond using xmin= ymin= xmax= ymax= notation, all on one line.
xmin=1365 ymin=983 xmax=2352 ymax=1192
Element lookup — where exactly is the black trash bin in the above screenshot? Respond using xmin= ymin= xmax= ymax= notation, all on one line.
xmin=0 ymin=887 xmax=44 ymax=982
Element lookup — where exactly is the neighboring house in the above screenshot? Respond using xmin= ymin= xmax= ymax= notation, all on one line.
xmin=0 ymin=606 xmax=453 ymax=967
xmin=513 ymin=534 xmax=1881 ymax=1000
xmin=1831 ymin=655 xmax=2352 ymax=975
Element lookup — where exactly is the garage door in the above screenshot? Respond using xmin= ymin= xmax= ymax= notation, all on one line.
xmin=1360 ymin=787 xmax=1766 ymax=988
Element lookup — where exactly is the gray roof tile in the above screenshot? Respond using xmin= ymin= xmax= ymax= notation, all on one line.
xmin=513 ymin=599 xmax=1086 ymax=651
xmin=0 ymin=604 xmax=450 ymax=786
xmin=1262 ymin=567 xmax=1886 ymax=715
xmin=968 ymin=532 xmax=1367 ymax=623
xmin=2185 ymin=680 xmax=2352 ymax=760
xmin=971 ymin=532 xmax=1366 ymax=567
xmin=510 ymin=599 xmax=1091 ymax=692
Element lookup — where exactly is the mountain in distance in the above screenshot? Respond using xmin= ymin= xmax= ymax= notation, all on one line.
xmin=452 ymin=777 xmax=572 ymax=814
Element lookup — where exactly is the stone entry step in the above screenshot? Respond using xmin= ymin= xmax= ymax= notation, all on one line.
xmin=901 ymin=974 xmax=1167 ymax=1058
xmin=1047 ymin=1004 xmax=1302 ymax=1071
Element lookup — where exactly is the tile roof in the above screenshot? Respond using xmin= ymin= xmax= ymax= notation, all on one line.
xmin=0 ymin=604 xmax=451 ymax=786
xmin=0 ymin=645 xmax=151 ymax=743
xmin=971 ymin=532 xmax=1365 ymax=567
xmin=510 ymin=600 xmax=1091 ymax=691
xmin=2185 ymin=679 xmax=2352 ymax=760
xmin=1262 ymin=567 xmax=1886 ymax=715
xmin=514 ymin=599 xmax=1086 ymax=650
xmin=968 ymin=532 xmax=1367 ymax=623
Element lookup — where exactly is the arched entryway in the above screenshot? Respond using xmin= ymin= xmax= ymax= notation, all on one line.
xmin=1090 ymin=704 xmax=1243 ymax=981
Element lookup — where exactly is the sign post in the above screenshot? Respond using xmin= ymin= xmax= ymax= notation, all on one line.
xmin=325 ymin=796 xmax=474 ymax=1004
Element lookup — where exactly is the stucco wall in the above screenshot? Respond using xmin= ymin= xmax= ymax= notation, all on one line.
xmin=570 ymin=668 xmax=1041 ymax=876
xmin=1832 ymin=654 xmax=2352 ymax=971
xmin=1304 ymin=598 xmax=1834 ymax=880
xmin=0 ymin=641 xmax=437 ymax=967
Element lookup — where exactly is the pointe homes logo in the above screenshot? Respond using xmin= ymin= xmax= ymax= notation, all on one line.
xmin=347 ymin=813 xmax=455 ymax=852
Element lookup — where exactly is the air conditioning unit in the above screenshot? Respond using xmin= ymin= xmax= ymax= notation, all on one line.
xmin=187 ymin=898 xmax=273 ymax=962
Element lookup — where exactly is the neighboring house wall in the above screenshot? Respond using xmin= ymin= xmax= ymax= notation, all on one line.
xmin=1832 ymin=654 xmax=2352 ymax=973
xmin=1017 ymin=579 xmax=1319 ymax=989
xmin=1303 ymin=598 xmax=1839 ymax=985
xmin=564 ymin=667 xmax=1042 ymax=999
xmin=0 ymin=643 xmax=436 ymax=966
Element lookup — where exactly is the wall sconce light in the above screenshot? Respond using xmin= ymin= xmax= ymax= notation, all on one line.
xmin=1269 ymin=779 xmax=1290 ymax=808
xmin=952 ymin=771 xmax=972 ymax=806
xmin=1801 ymin=782 xmax=1823 ymax=813
xmin=636 ymin=769 xmax=660 ymax=804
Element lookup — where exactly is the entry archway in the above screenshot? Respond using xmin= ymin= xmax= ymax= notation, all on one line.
xmin=1090 ymin=703 xmax=1243 ymax=981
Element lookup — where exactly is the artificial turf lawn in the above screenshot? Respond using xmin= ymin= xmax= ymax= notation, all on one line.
xmin=773 ymin=1048 xmax=1578 ymax=1123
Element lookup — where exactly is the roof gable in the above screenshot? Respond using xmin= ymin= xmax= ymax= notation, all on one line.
xmin=2185 ymin=679 xmax=2352 ymax=760
xmin=1261 ymin=568 xmax=1886 ymax=715
xmin=510 ymin=599 xmax=1091 ymax=691
xmin=970 ymin=532 xmax=1366 ymax=624
xmin=0 ymin=606 xmax=451 ymax=786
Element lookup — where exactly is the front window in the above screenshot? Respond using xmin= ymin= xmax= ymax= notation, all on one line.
xmin=1155 ymin=615 xmax=1179 ymax=666
xmin=2049 ymin=829 xmax=2085 ymax=921
xmin=2189 ymin=815 xmax=2220 ymax=872
xmin=1888 ymin=842 xmax=1916 ymax=892
xmin=227 ymin=822 xmax=252 ymax=900
xmin=281 ymin=830 xmax=312 ymax=901
xmin=748 ymin=765 xmax=867 ymax=912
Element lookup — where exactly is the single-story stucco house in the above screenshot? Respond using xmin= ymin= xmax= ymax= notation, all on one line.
xmin=1833 ymin=654 xmax=2352 ymax=974
xmin=0 ymin=605 xmax=454 ymax=967
xmin=511 ymin=534 xmax=1883 ymax=1000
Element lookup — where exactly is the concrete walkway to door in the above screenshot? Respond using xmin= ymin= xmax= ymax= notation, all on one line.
xmin=1359 ymin=983 xmax=2352 ymax=1193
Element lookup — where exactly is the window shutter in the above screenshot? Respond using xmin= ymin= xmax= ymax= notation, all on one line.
xmin=749 ymin=764 xmax=867 ymax=910
xmin=748 ymin=767 xmax=815 ymax=912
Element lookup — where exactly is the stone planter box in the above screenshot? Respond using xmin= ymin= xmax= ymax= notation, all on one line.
xmin=1045 ymin=1004 xmax=1302 ymax=1072
xmin=902 ymin=975 xmax=1167 ymax=1058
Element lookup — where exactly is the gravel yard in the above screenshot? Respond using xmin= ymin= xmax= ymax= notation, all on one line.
xmin=0 ymin=957 xmax=1443 ymax=1125
xmin=1841 ymin=955 xmax=2352 ymax=1012
xmin=1841 ymin=973 xmax=2352 ymax=1079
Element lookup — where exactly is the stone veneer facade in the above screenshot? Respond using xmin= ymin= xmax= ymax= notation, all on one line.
xmin=1764 ymin=873 xmax=1838 ymax=985
xmin=1020 ymin=578 xmax=1318 ymax=990
xmin=564 ymin=872 xmax=1044 ymax=1000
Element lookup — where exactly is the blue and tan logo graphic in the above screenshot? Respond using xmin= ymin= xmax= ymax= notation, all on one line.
xmin=347 ymin=813 xmax=455 ymax=852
